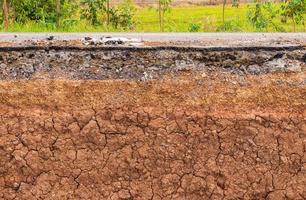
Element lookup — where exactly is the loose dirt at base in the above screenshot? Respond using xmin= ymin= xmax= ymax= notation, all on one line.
xmin=0 ymin=43 xmax=305 ymax=200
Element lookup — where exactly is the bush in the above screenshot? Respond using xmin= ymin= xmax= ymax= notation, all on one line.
xmin=247 ymin=1 xmax=284 ymax=31
xmin=280 ymin=0 xmax=305 ymax=31
xmin=10 ymin=0 xmax=56 ymax=24
xmin=60 ymin=0 xmax=78 ymax=25
xmin=110 ymin=0 xmax=136 ymax=30
xmin=188 ymin=22 xmax=201 ymax=32
xmin=80 ymin=0 xmax=106 ymax=26
xmin=8 ymin=0 xmax=77 ymax=27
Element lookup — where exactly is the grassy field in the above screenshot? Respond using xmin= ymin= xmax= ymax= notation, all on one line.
xmin=2 ymin=3 xmax=305 ymax=32
xmin=135 ymin=4 xmax=249 ymax=32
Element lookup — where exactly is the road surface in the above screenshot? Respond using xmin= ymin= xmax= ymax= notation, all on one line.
xmin=0 ymin=33 xmax=305 ymax=47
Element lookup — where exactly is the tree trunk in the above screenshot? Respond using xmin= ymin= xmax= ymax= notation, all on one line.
xmin=292 ymin=17 xmax=296 ymax=32
xmin=3 ymin=0 xmax=9 ymax=31
xmin=222 ymin=0 xmax=226 ymax=24
xmin=158 ymin=0 xmax=163 ymax=32
xmin=56 ymin=0 xmax=61 ymax=28
xmin=106 ymin=0 xmax=110 ymax=25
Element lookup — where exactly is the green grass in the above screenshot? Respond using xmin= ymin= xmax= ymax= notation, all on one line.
xmin=134 ymin=4 xmax=305 ymax=32
xmin=1 ymin=3 xmax=305 ymax=32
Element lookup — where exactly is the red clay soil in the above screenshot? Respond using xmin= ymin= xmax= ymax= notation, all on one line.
xmin=0 ymin=72 xmax=306 ymax=199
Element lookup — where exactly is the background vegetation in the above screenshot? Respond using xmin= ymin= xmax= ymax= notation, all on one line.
xmin=0 ymin=0 xmax=305 ymax=32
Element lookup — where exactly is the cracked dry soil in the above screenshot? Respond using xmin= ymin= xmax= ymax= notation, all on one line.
xmin=0 ymin=46 xmax=306 ymax=200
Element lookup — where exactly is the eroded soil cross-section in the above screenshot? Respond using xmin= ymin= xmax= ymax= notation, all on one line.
xmin=0 ymin=42 xmax=305 ymax=200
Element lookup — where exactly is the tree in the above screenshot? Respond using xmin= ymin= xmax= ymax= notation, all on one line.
xmin=10 ymin=0 xmax=56 ymax=24
xmin=7 ymin=0 xmax=76 ymax=28
xmin=56 ymin=0 xmax=60 ymax=27
xmin=222 ymin=0 xmax=226 ymax=24
xmin=222 ymin=0 xmax=239 ymax=25
xmin=110 ymin=0 xmax=135 ymax=30
xmin=247 ymin=1 xmax=284 ymax=31
xmin=106 ymin=0 xmax=110 ymax=25
xmin=281 ymin=0 xmax=305 ymax=31
xmin=2 ymin=0 xmax=9 ymax=31
xmin=60 ymin=0 xmax=78 ymax=28
xmin=158 ymin=0 xmax=171 ymax=32
xmin=80 ymin=0 xmax=106 ymax=26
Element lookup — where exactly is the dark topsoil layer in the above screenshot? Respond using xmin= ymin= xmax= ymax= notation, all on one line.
xmin=0 ymin=45 xmax=306 ymax=200
xmin=0 ymin=45 xmax=305 ymax=80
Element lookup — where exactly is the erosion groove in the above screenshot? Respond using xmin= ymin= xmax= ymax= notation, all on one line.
xmin=0 ymin=45 xmax=305 ymax=200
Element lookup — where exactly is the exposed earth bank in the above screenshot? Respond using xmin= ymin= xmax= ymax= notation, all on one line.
xmin=0 ymin=44 xmax=305 ymax=199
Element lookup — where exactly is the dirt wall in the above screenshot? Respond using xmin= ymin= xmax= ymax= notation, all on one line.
xmin=0 ymin=46 xmax=305 ymax=200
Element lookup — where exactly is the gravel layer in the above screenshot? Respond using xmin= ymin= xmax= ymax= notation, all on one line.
xmin=0 ymin=46 xmax=305 ymax=80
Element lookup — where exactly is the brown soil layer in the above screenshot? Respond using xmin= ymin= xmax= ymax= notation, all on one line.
xmin=0 ymin=72 xmax=306 ymax=200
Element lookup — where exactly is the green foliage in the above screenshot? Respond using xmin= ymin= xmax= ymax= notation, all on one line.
xmin=247 ymin=1 xmax=284 ymax=31
xmin=10 ymin=0 xmax=56 ymax=24
xmin=61 ymin=0 xmax=78 ymax=21
xmin=80 ymin=0 xmax=106 ymax=25
xmin=110 ymin=0 xmax=136 ymax=30
xmin=7 ymin=0 xmax=76 ymax=28
xmin=0 ymin=1 xmax=2 ymax=22
xmin=158 ymin=0 xmax=172 ymax=31
xmin=247 ymin=3 xmax=268 ymax=30
xmin=1 ymin=3 xmax=305 ymax=32
xmin=188 ymin=22 xmax=201 ymax=32
xmin=59 ymin=0 xmax=78 ymax=28
xmin=281 ymin=0 xmax=305 ymax=30
xmin=159 ymin=0 xmax=172 ymax=13
xmin=232 ymin=0 xmax=239 ymax=8
xmin=217 ymin=20 xmax=242 ymax=31
xmin=0 ymin=3 xmax=2 ymax=24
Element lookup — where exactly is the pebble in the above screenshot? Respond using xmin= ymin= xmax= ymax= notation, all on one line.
xmin=46 ymin=36 xmax=55 ymax=41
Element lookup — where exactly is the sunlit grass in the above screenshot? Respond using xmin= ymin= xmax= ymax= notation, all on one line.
xmin=1 ymin=3 xmax=305 ymax=32
xmin=134 ymin=4 xmax=305 ymax=32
